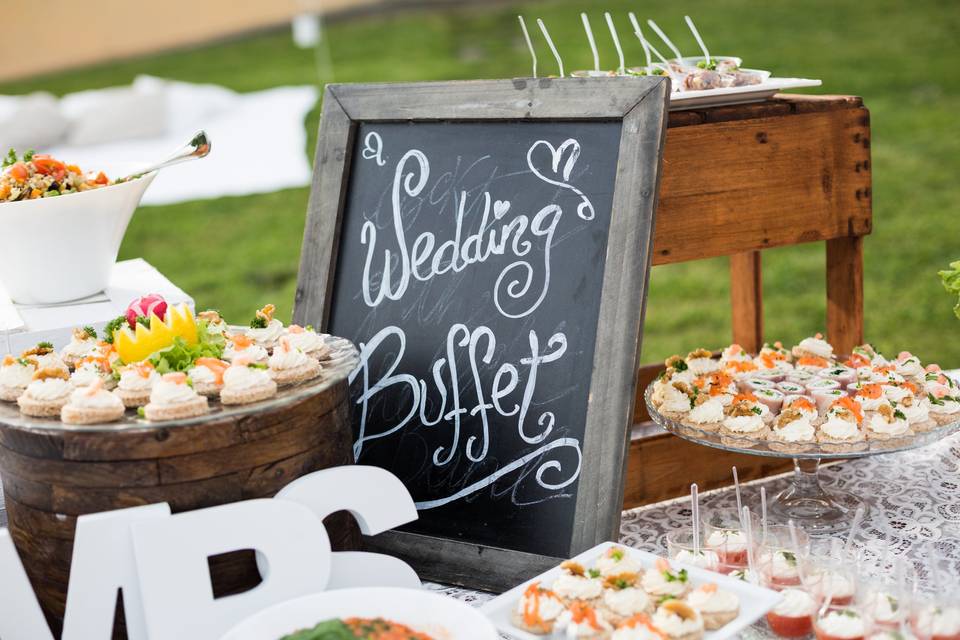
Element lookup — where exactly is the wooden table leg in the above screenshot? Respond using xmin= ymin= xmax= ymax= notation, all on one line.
xmin=826 ymin=236 xmax=865 ymax=354
xmin=730 ymin=251 xmax=764 ymax=352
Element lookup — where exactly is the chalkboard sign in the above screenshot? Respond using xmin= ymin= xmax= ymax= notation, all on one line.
xmin=294 ymin=78 xmax=669 ymax=590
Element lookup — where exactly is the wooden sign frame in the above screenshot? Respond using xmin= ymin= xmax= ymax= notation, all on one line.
xmin=293 ymin=77 xmax=670 ymax=591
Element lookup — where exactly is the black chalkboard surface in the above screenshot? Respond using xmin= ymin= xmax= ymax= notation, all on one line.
xmin=294 ymin=78 xmax=670 ymax=590
xmin=329 ymin=120 xmax=621 ymax=557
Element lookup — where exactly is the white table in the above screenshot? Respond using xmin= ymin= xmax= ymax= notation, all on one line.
xmin=0 ymin=258 xmax=193 ymax=354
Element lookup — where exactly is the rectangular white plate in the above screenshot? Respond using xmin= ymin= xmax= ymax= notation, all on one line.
xmin=480 ymin=541 xmax=782 ymax=640
xmin=669 ymin=77 xmax=822 ymax=110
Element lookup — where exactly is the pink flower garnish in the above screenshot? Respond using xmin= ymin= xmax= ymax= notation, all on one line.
xmin=126 ymin=294 xmax=168 ymax=329
xmin=897 ymin=351 xmax=913 ymax=362
xmin=926 ymin=364 xmax=942 ymax=372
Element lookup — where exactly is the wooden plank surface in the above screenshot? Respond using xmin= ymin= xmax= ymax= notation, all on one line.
xmin=730 ymin=251 xmax=764 ymax=352
xmin=652 ymin=106 xmax=872 ymax=265
xmin=622 ymin=430 xmax=794 ymax=508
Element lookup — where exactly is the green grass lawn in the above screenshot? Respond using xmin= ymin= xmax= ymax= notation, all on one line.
xmin=3 ymin=0 xmax=959 ymax=364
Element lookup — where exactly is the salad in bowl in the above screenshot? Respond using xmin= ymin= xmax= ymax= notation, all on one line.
xmin=0 ymin=148 xmax=155 ymax=304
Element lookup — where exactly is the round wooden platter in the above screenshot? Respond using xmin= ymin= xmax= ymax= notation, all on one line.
xmin=0 ymin=335 xmax=360 ymax=637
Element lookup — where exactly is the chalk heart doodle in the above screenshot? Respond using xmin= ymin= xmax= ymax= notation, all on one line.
xmin=526 ymin=138 xmax=595 ymax=221
xmin=493 ymin=199 xmax=511 ymax=219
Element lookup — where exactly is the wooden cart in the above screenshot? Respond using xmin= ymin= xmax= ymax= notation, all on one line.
xmin=625 ymin=94 xmax=872 ymax=507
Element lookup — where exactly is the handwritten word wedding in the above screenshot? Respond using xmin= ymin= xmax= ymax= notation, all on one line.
xmin=351 ymin=134 xmax=596 ymax=509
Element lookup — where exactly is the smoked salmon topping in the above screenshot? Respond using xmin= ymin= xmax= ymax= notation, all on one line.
xmin=857 ymin=383 xmax=883 ymax=399
xmin=135 ymin=362 xmax=155 ymax=378
xmin=726 ymin=360 xmax=758 ymax=373
xmin=787 ymin=396 xmax=816 ymax=411
xmin=521 ymin=582 xmax=558 ymax=630
xmin=733 ymin=392 xmax=759 ymax=404
xmin=231 ymin=334 xmax=254 ymax=349
xmin=845 ymin=354 xmax=871 ymax=368
xmin=797 ymin=355 xmax=829 ymax=368
xmin=195 ymin=358 xmax=229 ymax=385
xmin=567 ymin=602 xmax=604 ymax=630
xmin=621 ymin=614 xmax=667 ymax=637
xmin=831 ymin=396 xmax=864 ymax=424
xmin=163 ymin=372 xmax=187 ymax=384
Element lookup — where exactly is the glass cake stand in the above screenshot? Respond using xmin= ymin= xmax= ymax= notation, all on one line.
xmin=644 ymin=383 xmax=960 ymax=533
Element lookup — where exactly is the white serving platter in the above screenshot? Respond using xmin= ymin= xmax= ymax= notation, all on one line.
xmin=220 ymin=587 xmax=499 ymax=640
xmin=669 ymin=77 xmax=822 ymax=110
xmin=480 ymin=541 xmax=783 ymax=640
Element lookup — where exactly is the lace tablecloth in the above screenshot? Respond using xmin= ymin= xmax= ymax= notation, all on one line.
xmin=0 ymin=431 xmax=956 ymax=638
xmin=424 ymin=429 xmax=960 ymax=638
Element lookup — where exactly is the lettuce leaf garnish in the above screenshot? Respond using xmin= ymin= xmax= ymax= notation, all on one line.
xmin=939 ymin=260 xmax=960 ymax=319
xmin=147 ymin=320 xmax=225 ymax=373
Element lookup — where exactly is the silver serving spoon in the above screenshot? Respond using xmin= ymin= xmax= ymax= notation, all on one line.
xmin=116 ymin=131 xmax=211 ymax=183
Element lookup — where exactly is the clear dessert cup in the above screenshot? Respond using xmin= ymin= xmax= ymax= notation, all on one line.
xmin=665 ymin=528 xmax=719 ymax=570
xmin=701 ymin=509 xmax=760 ymax=570
xmin=756 ymin=525 xmax=811 ymax=591
xmin=813 ymin=603 xmax=871 ymax=640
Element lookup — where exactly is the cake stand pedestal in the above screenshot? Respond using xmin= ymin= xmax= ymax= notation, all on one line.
xmin=644 ymin=385 xmax=960 ymax=534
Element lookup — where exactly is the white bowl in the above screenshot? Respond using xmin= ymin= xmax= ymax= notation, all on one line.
xmin=0 ymin=173 xmax=155 ymax=304
xmin=219 ymin=587 xmax=498 ymax=640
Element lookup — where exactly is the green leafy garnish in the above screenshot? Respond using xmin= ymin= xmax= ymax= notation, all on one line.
xmin=22 ymin=149 xmax=34 ymax=162
xmin=839 ymin=609 xmax=860 ymax=619
xmin=657 ymin=594 xmax=677 ymax=604
xmin=781 ymin=551 xmax=797 ymax=567
xmin=697 ymin=60 xmax=718 ymax=70
xmin=751 ymin=406 xmax=762 ymax=415
xmin=37 ymin=341 xmax=53 ymax=349
xmin=278 ymin=619 xmax=355 ymax=640
xmin=305 ymin=325 xmax=315 ymax=332
xmin=664 ymin=568 xmax=688 ymax=583
xmin=136 ymin=316 xmax=151 ymax=328
xmin=16 ymin=357 xmax=31 ymax=367
xmin=250 ymin=315 xmax=268 ymax=329
xmin=2 ymin=148 xmax=16 ymax=168
xmin=103 ymin=315 xmax=127 ymax=344
xmin=886 ymin=594 xmax=899 ymax=611
xmin=43 ymin=189 xmax=60 ymax=197
xmin=82 ymin=326 xmax=97 ymax=340
xmin=928 ymin=393 xmax=945 ymax=406
xmin=588 ymin=568 xmax=601 ymax=579
xmin=610 ymin=577 xmax=631 ymax=589
xmin=147 ymin=321 xmax=225 ymax=373
xmin=611 ymin=549 xmax=624 ymax=561
xmin=247 ymin=362 xmax=268 ymax=370
xmin=939 ymin=260 xmax=960 ymax=319
xmin=894 ymin=409 xmax=907 ymax=420
xmin=137 ymin=406 xmax=146 ymax=418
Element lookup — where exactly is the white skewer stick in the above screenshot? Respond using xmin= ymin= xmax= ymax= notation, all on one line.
xmin=843 ymin=505 xmax=866 ymax=558
xmin=580 ymin=13 xmax=600 ymax=73
xmin=628 ymin=13 xmax=652 ymax=72
xmin=643 ymin=38 xmax=683 ymax=90
xmin=691 ymin=483 xmax=700 ymax=556
xmin=646 ymin=19 xmax=684 ymax=64
xmin=604 ymin=12 xmax=625 ymax=75
xmin=684 ymin=15 xmax=711 ymax=65
xmin=537 ymin=19 xmax=564 ymax=78
xmin=741 ymin=506 xmax=757 ymax=581
xmin=787 ymin=520 xmax=809 ymax=586
xmin=518 ymin=16 xmax=537 ymax=78
xmin=732 ymin=466 xmax=743 ymax=523
xmin=760 ymin=486 xmax=768 ymax=545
